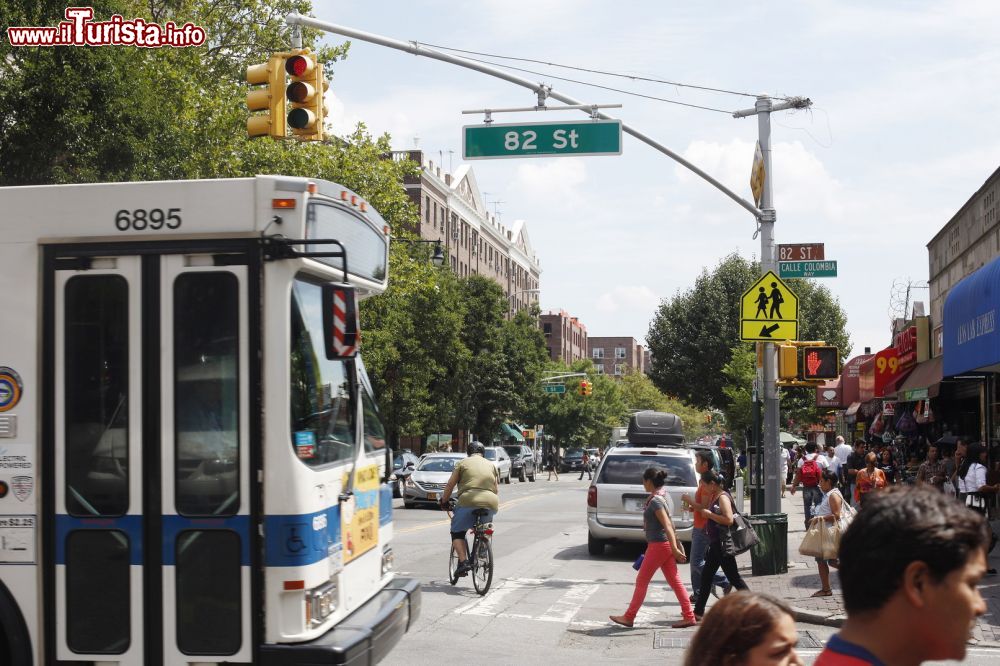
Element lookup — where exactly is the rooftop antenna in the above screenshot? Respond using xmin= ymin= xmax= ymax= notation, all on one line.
xmin=447 ymin=149 xmax=455 ymax=172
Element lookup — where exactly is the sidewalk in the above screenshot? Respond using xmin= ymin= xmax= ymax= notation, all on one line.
xmin=739 ymin=490 xmax=1000 ymax=646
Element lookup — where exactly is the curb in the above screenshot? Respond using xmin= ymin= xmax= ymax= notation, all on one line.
xmin=791 ymin=606 xmax=845 ymax=628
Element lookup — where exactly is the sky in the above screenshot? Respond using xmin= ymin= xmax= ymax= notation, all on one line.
xmin=312 ymin=0 xmax=1000 ymax=356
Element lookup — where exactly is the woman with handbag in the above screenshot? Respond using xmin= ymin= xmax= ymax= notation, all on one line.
xmin=609 ymin=468 xmax=696 ymax=628
xmin=809 ymin=470 xmax=850 ymax=597
xmin=958 ymin=443 xmax=999 ymax=575
xmin=684 ymin=470 xmax=750 ymax=620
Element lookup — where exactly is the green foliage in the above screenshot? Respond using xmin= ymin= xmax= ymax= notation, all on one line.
xmin=646 ymin=254 xmax=757 ymax=409
xmin=617 ymin=370 xmax=713 ymax=441
xmin=528 ymin=360 xmax=629 ymax=449
xmin=721 ymin=344 xmax=756 ymax=446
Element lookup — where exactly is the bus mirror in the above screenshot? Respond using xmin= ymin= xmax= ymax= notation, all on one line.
xmin=322 ymin=284 xmax=360 ymax=359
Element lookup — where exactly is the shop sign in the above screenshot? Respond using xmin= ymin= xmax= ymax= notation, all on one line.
xmin=815 ymin=382 xmax=841 ymax=408
xmin=873 ymin=347 xmax=903 ymax=398
xmin=883 ymin=402 xmax=896 ymax=416
xmin=893 ymin=326 xmax=918 ymax=372
xmin=901 ymin=387 xmax=929 ymax=402
xmin=933 ymin=325 xmax=943 ymax=357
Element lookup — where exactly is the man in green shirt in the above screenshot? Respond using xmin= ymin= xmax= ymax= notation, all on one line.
xmin=440 ymin=441 xmax=499 ymax=575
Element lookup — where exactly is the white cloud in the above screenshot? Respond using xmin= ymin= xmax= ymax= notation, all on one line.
xmin=595 ymin=285 xmax=661 ymax=315
xmin=508 ymin=158 xmax=588 ymax=205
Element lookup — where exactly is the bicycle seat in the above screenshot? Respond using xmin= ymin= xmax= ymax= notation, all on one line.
xmin=472 ymin=508 xmax=490 ymax=517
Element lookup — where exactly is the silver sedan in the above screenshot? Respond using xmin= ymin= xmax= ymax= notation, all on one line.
xmin=403 ymin=453 xmax=465 ymax=508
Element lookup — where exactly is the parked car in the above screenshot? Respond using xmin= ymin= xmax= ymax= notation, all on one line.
xmin=560 ymin=447 xmax=587 ymax=473
xmin=483 ymin=446 xmax=513 ymax=484
xmin=586 ymin=446 xmax=698 ymax=555
xmin=403 ymin=452 xmax=465 ymax=508
xmin=503 ymin=444 xmax=537 ymax=482
xmin=391 ymin=450 xmax=420 ymax=497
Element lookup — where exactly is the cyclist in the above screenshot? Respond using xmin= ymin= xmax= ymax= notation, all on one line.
xmin=440 ymin=441 xmax=499 ymax=576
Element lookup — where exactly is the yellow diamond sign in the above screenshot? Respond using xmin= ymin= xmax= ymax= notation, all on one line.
xmin=740 ymin=270 xmax=798 ymax=342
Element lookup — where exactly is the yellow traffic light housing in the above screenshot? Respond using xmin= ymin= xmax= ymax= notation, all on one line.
xmin=778 ymin=344 xmax=798 ymax=380
xmin=246 ymin=55 xmax=287 ymax=139
xmin=285 ymin=53 xmax=327 ymax=141
xmin=578 ymin=380 xmax=587 ymax=396
xmin=585 ymin=380 xmax=593 ymax=396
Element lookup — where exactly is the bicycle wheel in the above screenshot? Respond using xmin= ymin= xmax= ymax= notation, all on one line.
xmin=448 ymin=543 xmax=461 ymax=585
xmin=471 ymin=535 xmax=493 ymax=595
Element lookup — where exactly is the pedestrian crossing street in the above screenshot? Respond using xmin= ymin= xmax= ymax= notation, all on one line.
xmin=451 ymin=576 xmax=684 ymax=629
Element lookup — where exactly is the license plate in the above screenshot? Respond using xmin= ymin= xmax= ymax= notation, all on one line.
xmin=426 ymin=492 xmax=437 ymax=501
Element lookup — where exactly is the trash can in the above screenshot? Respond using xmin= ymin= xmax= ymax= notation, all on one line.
xmin=748 ymin=513 xmax=788 ymax=576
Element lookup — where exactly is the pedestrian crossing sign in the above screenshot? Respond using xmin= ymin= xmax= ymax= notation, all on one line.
xmin=740 ymin=270 xmax=798 ymax=341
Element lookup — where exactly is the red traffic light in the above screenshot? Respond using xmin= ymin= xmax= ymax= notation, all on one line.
xmin=285 ymin=55 xmax=311 ymax=77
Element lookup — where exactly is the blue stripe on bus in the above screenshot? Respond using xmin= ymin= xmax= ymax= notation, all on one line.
xmin=379 ymin=483 xmax=392 ymax=526
xmin=55 ymin=514 xmax=250 ymax=566
xmin=161 ymin=515 xmax=250 ymax=566
xmin=55 ymin=514 xmax=144 ymax=565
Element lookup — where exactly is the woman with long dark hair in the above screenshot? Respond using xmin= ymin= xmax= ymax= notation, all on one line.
xmin=684 ymin=592 xmax=803 ymax=666
xmin=610 ymin=467 xmax=695 ymax=628
xmin=684 ymin=469 xmax=750 ymax=619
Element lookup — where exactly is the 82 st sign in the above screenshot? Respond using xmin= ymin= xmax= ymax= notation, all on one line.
xmin=463 ymin=119 xmax=622 ymax=159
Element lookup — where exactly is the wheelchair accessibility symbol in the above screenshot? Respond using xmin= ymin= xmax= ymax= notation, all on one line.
xmin=285 ymin=524 xmax=308 ymax=555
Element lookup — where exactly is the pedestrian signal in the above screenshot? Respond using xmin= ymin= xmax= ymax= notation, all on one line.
xmin=802 ymin=347 xmax=839 ymax=380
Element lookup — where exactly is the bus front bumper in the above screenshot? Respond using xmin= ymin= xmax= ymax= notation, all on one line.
xmin=259 ymin=576 xmax=421 ymax=665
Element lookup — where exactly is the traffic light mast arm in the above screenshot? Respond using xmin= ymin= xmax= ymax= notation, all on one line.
xmin=283 ymin=12 xmax=766 ymax=221
xmin=540 ymin=372 xmax=587 ymax=383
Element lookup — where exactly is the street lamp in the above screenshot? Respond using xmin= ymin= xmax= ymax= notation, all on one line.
xmin=394 ymin=237 xmax=446 ymax=267
xmin=509 ymin=288 xmax=540 ymax=313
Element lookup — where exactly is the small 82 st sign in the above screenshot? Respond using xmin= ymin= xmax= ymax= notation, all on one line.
xmin=542 ymin=384 xmax=566 ymax=394
xmin=778 ymin=243 xmax=824 ymax=261
xmin=463 ymin=120 xmax=622 ymax=160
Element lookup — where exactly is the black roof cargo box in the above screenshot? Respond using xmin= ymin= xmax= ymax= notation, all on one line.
xmin=626 ymin=411 xmax=684 ymax=446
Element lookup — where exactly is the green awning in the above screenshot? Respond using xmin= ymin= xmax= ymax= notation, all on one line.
xmin=500 ymin=423 xmax=525 ymax=442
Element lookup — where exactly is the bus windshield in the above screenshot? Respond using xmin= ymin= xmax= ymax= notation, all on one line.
xmin=289 ymin=276 xmax=356 ymax=467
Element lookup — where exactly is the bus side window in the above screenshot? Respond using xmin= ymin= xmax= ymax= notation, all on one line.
xmin=361 ymin=386 xmax=386 ymax=453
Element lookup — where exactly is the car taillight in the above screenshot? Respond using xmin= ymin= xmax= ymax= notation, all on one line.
xmin=587 ymin=485 xmax=597 ymax=507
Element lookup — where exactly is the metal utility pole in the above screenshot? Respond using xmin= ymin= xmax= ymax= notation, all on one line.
xmin=734 ymin=95 xmax=811 ymax=514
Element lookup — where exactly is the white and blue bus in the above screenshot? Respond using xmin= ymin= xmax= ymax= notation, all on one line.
xmin=0 ymin=175 xmax=419 ymax=665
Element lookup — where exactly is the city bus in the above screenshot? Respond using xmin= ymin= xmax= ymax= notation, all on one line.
xmin=0 ymin=175 xmax=420 ymax=665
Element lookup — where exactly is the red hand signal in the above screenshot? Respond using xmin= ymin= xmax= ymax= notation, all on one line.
xmin=806 ymin=351 xmax=821 ymax=376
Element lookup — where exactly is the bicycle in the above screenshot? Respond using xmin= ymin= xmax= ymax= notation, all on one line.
xmin=445 ymin=500 xmax=494 ymax=595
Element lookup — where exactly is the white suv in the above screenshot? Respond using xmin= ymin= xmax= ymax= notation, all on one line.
xmin=586 ymin=446 xmax=698 ymax=555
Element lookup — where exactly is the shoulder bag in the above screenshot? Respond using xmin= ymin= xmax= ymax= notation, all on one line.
xmin=718 ymin=492 xmax=760 ymax=557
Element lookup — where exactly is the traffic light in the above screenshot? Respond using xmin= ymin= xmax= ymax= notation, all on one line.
xmin=285 ymin=53 xmax=327 ymax=141
xmin=578 ymin=380 xmax=593 ymax=396
xmin=778 ymin=344 xmax=798 ymax=380
xmin=246 ymin=54 xmax=287 ymax=139
xmin=802 ymin=346 xmax=840 ymax=380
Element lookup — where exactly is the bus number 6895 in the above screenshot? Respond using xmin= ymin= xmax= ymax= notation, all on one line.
xmin=115 ymin=208 xmax=182 ymax=231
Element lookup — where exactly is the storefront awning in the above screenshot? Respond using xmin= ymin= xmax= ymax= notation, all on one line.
xmin=897 ymin=356 xmax=943 ymax=401
xmin=500 ymin=423 xmax=525 ymax=442
xmin=845 ymin=402 xmax=862 ymax=417
xmin=944 ymin=254 xmax=1000 ymax=376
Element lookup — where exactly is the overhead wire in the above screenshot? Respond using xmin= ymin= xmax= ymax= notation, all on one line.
xmin=436 ymin=51 xmax=736 ymax=115
xmin=419 ymin=41 xmax=790 ymax=102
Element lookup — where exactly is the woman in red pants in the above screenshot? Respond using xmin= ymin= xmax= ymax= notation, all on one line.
xmin=610 ymin=468 xmax=697 ymax=628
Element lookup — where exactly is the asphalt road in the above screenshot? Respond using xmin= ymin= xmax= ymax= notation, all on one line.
xmin=383 ymin=475 xmax=999 ymax=665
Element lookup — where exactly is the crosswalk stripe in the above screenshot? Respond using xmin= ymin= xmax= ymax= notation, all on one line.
xmin=537 ymin=583 xmax=600 ymax=623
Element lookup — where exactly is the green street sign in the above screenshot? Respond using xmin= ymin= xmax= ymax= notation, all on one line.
xmin=778 ymin=260 xmax=838 ymax=279
xmin=542 ymin=384 xmax=566 ymax=394
xmin=463 ymin=120 xmax=622 ymax=160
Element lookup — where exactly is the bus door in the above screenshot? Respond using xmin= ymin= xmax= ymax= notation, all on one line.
xmin=46 ymin=246 xmax=256 ymax=665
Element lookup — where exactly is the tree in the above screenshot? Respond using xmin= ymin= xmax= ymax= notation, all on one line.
xmin=721 ymin=344 xmax=756 ymax=447
xmin=529 ymin=360 xmax=629 ymax=451
xmin=617 ymin=370 xmax=714 ymax=441
xmin=646 ymin=254 xmax=757 ymax=409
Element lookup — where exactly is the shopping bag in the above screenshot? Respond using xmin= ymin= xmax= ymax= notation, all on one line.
xmin=798 ymin=521 xmax=825 ymax=558
xmin=821 ymin=521 xmax=841 ymax=560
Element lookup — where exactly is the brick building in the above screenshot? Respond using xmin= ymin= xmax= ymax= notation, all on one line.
xmin=395 ymin=151 xmax=541 ymax=314
xmin=539 ymin=310 xmax=588 ymax=365
xmin=588 ymin=336 xmax=646 ymax=377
